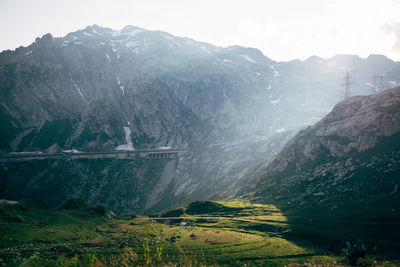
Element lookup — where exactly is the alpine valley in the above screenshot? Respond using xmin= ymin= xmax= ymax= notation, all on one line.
xmin=1 ymin=25 xmax=400 ymax=266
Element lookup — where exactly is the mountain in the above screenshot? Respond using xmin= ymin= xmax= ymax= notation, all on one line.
xmin=1 ymin=25 xmax=400 ymax=153
xmin=241 ymin=86 xmax=400 ymax=220
xmin=0 ymin=25 xmax=278 ymax=152
xmin=0 ymin=25 xmax=293 ymax=213
xmin=1 ymin=25 xmax=400 ymax=214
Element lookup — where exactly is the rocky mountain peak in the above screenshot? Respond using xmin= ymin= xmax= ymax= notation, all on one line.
xmin=305 ymin=55 xmax=323 ymax=64
xmin=243 ymin=86 xmax=400 ymax=217
xmin=316 ymin=86 xmax=400 ymax=143
xmin=119 ymin=25 xmax=145 ymax=35
xmin=266 ymin=86 xmax=400 ymax=173
xmin=33 ymin=33 xmax=54 ymax=48
xmin=366 ymin=54 xmax=393 ymax=63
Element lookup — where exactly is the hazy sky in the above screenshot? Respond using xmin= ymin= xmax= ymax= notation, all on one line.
xmin=1 ymin=0 xmax=400 ymax=61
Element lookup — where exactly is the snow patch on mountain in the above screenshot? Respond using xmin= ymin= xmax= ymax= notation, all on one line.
xmin=162 ymin=34 xmax=183 ymax=47
xmin=125 ymin=40 xmax=141 ymax=48
xmin=116 ymin=74 xmax=125 ymax=95
xmin=186 ymin=40 xmax=224 ymax=64
xmin=275 ymin=128 xmax=287 ymax=133
xmin=240 ymin=55 xmax=256 ymax=63
xmin=200 ymin=46 xmax=223 ymax=63
xmin=271 ymin=65 xmax=280 ymax=77
xmin=365 ymin=82 xmax=379 ymax=91
xmin=115 ymin=124 xmax=134 ymax=151
xmin=106 ymin=53 xmax=111 ymax=62
xmin=125 ymin=29 xmax=143 ymax=37
xmin=91 ymin=28 xmax=100 ymax=35
xmin=70 ymin=36 xmax=82 ymax=45
xmin=70 ymin=78 xmax=88 ymax=103
xmin=365 ymin=82 xmax=374 ymax=87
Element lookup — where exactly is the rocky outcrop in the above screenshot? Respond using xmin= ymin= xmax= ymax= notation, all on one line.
xmin=244 ymin=87 xmax=400 ymax=216
xmin=266 ymin=86 xmax=400 ymax=172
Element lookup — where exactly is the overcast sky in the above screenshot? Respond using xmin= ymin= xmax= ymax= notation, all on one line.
xmin=1 ymin=0 xmax=400 ymax=61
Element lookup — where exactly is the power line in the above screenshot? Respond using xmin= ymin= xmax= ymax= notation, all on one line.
xmin=374 ymin=73 xmax=385 ymax=91
xmin=342 ymin=70 xmax=353 ymax=99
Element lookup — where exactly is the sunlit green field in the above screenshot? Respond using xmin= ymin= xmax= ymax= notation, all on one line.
xmin=0 ymin=200 xmax=399 ymax=266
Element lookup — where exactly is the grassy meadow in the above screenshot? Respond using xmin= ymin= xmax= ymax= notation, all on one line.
xmin=0 ymin=200 xmax=399 ymax=266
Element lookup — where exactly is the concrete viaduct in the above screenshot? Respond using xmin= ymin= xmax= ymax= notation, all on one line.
xmin=0 ymin=148 xmax=189 ymax=163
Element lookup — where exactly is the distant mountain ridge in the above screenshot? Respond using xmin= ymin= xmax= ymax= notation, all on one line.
xmin=1 ymin=25 xmax=400 ymax=214
xmin=0 ymin=25 xmax=278 ymax=152
xmin=1 ymin=25 xmax=400 ymax=153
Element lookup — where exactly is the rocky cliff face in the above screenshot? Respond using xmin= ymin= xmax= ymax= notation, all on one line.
xmin=1 ymin=25 xmax=400 ymax=214
xmin=1 ymin=25 xmax=400 ymax=153
xmin=265 ymin=86 xmax=400 ymax=172
xmin=0 ymin=25 xmax=279 ymax=152
xmin=244 ymin=87 xmax=400 ymax=218
xmin=0 ymin=158 xmax=175 ymax=214
xmin=0 ymin=25 xmax=292 ymax=213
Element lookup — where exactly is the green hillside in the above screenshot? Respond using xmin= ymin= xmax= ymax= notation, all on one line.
xmin=1 ymin=200 xmax=399 ymax=266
